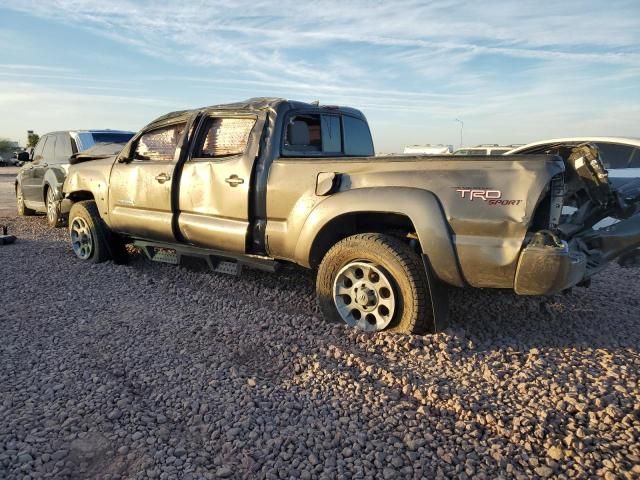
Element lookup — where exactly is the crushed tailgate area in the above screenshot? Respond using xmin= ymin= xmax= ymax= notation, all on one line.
xmin=1 ymin=216 xmax=639 ymax=479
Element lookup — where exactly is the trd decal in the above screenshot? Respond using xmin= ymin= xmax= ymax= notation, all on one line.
xmin=455 ymin=188 xmax=522 ymax=206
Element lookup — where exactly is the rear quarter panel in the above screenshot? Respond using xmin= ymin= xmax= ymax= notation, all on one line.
xmin=266 ymin=155 xmax=563 ymax=288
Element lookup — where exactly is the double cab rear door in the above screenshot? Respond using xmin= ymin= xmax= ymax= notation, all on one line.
xmin=108 ymin=110 xmax=264 ymax=252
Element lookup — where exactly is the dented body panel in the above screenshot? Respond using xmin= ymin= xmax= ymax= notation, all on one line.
xmin=63 ymin=156 xmax=114 ymax=217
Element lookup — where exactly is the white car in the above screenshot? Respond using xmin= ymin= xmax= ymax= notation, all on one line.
xmin=508 ymin=138 xmax=640 ymax=256
xmin=454 ymin=144 xmax=517 ymax=156
xmin=506 ymin=137 xmax=640 ymax=187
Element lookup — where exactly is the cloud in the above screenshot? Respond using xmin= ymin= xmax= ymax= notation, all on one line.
xmin=0 ymin=80 xmax=179 ymax=142
xmin=3 ymin=0 xmax=639 ymax=81
xmin=0 ymin=0 xmax=638 ymax=150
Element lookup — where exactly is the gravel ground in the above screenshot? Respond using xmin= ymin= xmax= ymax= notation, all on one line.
xmin=1 ymin=215 xmax=639 ymax=479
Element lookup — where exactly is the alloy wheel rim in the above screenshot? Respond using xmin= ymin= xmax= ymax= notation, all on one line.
xmin=17 ymin=188 xmax=23 ymax=212
xmin=333 ymin=261 xmax=397 ymax=331
xmin=70 ymin=217 xmax=93 ymax=260
xmin=47 ymin=189 xmax=56 ymax=223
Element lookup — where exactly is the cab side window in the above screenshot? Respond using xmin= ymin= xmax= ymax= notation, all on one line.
xmin=42 ymin=135 xmax=56 ymax=163
xmin=54 ymin=133 xmax=73 ymax=164
xmin=134 ymin=123 xmax=186 ymax=162
xmin=32 ymin=136 xmax=48 ymax=163
xmin=284 ymin=115 xmax=322 ymax=153
xmin=283 ymin=114 xmax=343 ymax=156
xmin=195 ymin=117 xmax=256 ymax=158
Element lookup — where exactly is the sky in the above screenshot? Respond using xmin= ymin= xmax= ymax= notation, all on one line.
xmin=0 ymin=0 xmax=639 ymax=153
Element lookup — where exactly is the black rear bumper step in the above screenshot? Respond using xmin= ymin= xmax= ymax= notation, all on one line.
xmin=133 ymin=240 xmax=279 ymax=275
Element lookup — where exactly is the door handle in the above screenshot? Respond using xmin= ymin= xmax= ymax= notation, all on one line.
xmin=225 ymin=175 xmax=244 ymax=187
xmin=155 ymin=173 xmax=171 ymax=184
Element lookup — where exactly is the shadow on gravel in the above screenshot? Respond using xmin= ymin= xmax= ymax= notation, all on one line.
xmin=446 ymin=273 xmax=640 ymax=352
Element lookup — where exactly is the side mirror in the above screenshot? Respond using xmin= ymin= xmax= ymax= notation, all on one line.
xmin=117 ymin=143 xmax=134 ymax=163
xmin=17 ymin=151 xmax=30 ymax=162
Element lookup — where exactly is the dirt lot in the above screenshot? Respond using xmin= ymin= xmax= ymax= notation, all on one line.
xmin=1 ymin=171 xmax=639 ymax=478
xmin=0 ymin=166 xmax=19 ymax=217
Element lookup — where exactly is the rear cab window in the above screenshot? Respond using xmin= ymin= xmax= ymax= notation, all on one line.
xmin=282 ymin=112 xmax=373 ymax=157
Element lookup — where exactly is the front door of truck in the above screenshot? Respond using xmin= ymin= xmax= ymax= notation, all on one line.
xmin=177 ymin=113 xmax=263 ymax=253
xmin=108 ymin=120 xmax=188 ymax=242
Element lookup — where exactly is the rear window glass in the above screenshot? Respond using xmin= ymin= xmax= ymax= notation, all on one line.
xmin=343 ymin=116 xmax=374 ymax=156
xmin=629 ymin=148 xmax=640 ymax=168
xmin=196 ymin=117 xmax=255 ymax=158
xmin=322 ymin=115 xmax=342 ymax=153
xmin=42 ymin=135 xmax=56 ymax=162
xmin=284 ymin=115 xmax=322 ymax=153
xmin=596 ymin=143 xmax=634 ymax=169
xmin=91 ymin=132 xmax=135 ymax=144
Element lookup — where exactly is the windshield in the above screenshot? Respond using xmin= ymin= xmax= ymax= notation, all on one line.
xmin=75 ymin=131 xmax=134 ymax=152
xmin=91 ymin=132 xmax=134 ymax=144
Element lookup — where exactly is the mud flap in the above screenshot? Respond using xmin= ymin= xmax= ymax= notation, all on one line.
xmin=422 ymin=255 xmax=449 ymax=332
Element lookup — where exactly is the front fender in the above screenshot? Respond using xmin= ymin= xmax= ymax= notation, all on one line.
xmin=63 ymin=157 xmax=116 ymax=218
xmin=43 ymin=168 xmax=66 ymax=202
xmin=294 ymin=187 xmax=465 ymax=287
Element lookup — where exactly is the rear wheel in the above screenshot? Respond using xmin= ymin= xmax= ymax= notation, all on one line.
xmin=45 ymin=187 xmax=64 ymax=228
xmin=317 ymin=233 xmax=435 ymax=334
xmin=69 ymin=201 xmax=113 ymax=263
xmin=16 ymin=184 xmax=35 ymax=216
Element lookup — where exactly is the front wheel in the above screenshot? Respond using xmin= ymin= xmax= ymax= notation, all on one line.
xmin=68 ymin=201 xmax=112 ymax=263
xmin=46 ymin=187 xmax=65 ymax=228
xmin=316 ymin=233 xmax=435 ymax=335
xmin=16 ymin=184 xmax=35 ymax=216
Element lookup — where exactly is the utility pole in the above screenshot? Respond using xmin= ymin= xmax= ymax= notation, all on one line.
xmin=455 ymin=119 xmax=464 ymax=148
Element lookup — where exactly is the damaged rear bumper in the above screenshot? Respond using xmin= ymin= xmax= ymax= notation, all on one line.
xmin=514 ymin=235 xmax=586 ymax=295
xmin=515 ymin=212 xmax=640 ymax=295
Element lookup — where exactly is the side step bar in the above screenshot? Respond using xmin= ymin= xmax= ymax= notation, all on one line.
xmin=133 ymin=240 xmax=279 ymax=275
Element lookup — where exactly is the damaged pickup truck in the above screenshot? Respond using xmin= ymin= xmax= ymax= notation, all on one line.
xmin=60 ymin=98 xmax=640 ymax=335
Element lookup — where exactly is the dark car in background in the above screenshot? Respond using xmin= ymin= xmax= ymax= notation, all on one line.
xmin=15 ymin=130 xmax=134 ymax=226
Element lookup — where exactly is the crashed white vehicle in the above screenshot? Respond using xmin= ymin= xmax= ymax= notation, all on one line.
xmin=507 ymin=138 xmax=640 ymax=265
xmin=506 ymin=137 xmax=640 ymax=187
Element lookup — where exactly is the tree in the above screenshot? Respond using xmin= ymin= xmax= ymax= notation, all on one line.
xmin=27 ymin=131 xmax=40 ymax=148
xmin=0 ymin=138 xmax=14 ymax=152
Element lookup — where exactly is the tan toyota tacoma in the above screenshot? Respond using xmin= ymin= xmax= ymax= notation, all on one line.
xmin=58 ymin=98 xmax=640 ymax=334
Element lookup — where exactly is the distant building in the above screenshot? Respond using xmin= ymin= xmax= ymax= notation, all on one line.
xmin=403 ymin=144 xmax=453 ymax=155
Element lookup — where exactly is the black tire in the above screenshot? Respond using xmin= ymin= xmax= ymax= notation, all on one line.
xmin=16 ymin=184 xmax=35 ymax=216
xmin=68 ymin=200 xmax=125 ymax=264
xmin=45 ymin=186 xmax=65 ymax=228
xmin=317 ymin=233 xmax=434 ymax=335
